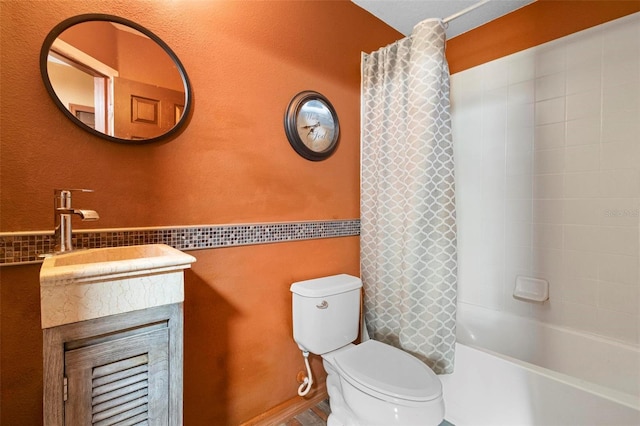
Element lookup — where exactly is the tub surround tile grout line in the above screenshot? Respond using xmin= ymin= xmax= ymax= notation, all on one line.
xmin=0 ymin=219 xmax=361 ymax=266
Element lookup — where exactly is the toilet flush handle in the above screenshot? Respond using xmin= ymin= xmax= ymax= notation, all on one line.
xmin=316 ymin=300 xmax=329 ymax=309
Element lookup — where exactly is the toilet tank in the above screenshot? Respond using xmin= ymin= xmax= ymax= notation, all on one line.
xmin=290 ymin=274 xmax=362 ymax=355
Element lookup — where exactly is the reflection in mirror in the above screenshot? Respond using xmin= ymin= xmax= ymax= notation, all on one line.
xmin=40 ymin=15 xmax=192 ymax=144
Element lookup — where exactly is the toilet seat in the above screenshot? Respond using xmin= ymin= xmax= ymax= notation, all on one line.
xmin=333 ymin=340 xmax=442 ymax=404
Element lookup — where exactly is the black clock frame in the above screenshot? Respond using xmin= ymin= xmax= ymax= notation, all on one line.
xmin=284 ymin=91 xmax=340 ymax=161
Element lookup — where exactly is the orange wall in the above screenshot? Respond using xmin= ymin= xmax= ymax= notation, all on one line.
xmin=0 ymin=1 xmax=400 ymax=425
xmin=59 ymin=21 xmax=119 ymax=70
xmin=59 ymin=21 xmax=184 ymax=91
xmin=1 ymin=0 xmax=401 ymax=232
xmin=447 ymin=0 xmax=640 ymax=74
xmin=117 ymin=29 xmax=185 ymax=92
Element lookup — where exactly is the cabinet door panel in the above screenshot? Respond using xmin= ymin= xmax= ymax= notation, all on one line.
xmin=64 ymin=328 xmax=169 ymax=425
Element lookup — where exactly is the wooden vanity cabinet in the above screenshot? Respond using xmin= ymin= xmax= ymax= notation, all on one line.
xmin=43 ymin=303 xmax=183 ymax=426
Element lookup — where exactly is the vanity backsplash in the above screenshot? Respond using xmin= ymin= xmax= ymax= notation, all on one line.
xmin=0 ymin=219 xmax=360 ymax=265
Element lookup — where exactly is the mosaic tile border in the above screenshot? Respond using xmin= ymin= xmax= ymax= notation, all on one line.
xmin=0 ymin=219 xmax=360 ymax=266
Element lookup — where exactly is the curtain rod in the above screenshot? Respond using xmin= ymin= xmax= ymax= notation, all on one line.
xmin=443 ymin=0 xmax=491 ymax=24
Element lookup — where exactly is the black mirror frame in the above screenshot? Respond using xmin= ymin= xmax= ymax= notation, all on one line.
xmin=39 ymin=13 xmax=193 ymax=144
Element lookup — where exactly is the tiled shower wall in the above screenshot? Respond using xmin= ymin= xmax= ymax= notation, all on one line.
xmin=451 ymin=13 xmax=639 ymax=345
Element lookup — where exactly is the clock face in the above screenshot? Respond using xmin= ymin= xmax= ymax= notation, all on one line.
xmin=284 ymin=91 xmax=340 ymax=161
xmin=295 ymin=99 xmax=336 ymax=153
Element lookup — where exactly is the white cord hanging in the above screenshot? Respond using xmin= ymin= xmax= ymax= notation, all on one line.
xmin=297 ymin=350 xmax=314 ymax=396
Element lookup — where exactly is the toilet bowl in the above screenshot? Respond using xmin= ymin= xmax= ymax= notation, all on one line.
xmin=323 ymin=340 xmax=444 ymax=426
xmin=290 ymin=274 xmax=444 ymax=426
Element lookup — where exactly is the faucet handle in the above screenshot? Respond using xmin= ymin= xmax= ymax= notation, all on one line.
xmin=54 ymin=188 xmax=94 ymax=195
xmin=54 ymin=189 xmax=94 ymax=209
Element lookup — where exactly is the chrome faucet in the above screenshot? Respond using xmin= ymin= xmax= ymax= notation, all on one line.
xmin=54 ymin=189 xmax=99 ymax=253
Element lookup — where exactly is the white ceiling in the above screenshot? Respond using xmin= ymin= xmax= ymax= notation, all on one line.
xmin=352 ymin=0 xmax=535 ymax=39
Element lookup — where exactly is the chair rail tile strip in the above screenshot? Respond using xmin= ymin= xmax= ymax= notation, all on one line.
xmin=0 ymin=220 xmax=361 ymax=266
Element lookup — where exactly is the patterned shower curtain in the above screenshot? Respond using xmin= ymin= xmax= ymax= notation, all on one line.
xmin=360 ymin=19 xmax=457 ymax=374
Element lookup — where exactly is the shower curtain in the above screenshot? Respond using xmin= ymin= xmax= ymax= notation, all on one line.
xmin=360 ymin=19 xmax=457 ymax=374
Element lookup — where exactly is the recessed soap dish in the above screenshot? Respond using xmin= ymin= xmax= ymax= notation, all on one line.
xmin=513 ymin=275 xmax=549 ymax=302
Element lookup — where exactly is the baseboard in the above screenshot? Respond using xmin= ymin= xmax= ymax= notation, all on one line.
xmin=240 ymin=382 xmax=328 ymax=426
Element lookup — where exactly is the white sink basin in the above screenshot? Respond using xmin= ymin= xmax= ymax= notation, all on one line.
xmin=40 ymin=244 xmax=196 ymax=328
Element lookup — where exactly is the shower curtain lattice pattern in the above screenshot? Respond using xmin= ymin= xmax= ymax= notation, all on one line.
xmin=360 ymin=19 xmax=457 ymax=374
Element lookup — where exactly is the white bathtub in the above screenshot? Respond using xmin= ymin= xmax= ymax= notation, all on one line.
xmin=440 ymin=304 xmax=640 ymax=426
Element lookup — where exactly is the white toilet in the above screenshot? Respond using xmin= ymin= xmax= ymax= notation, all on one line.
xmin=290 ymin=274 xmax=444 ymax=426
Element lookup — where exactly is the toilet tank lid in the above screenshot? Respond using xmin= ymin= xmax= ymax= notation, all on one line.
xmin=290 ymin=274 xmax=362 ymax=297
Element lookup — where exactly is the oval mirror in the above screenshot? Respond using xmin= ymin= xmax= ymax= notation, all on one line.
xmin=40 ymin=14 xmax=192 ymax=144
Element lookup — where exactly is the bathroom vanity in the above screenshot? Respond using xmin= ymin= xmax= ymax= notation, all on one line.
xmin=40 ymin=244 xmax=195 ymax=425
xmin=43 ymin=304 xmax=183 ymax=425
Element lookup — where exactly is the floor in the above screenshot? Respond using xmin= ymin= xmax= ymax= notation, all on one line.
xmin=278 ymin=399 xmax=330 ymax=426
xmin=278 ymin=399 xmax=455 ymax=426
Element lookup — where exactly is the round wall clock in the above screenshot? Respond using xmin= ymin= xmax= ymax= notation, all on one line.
xmin=284 ymin=91 xmax=340 ymax=161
